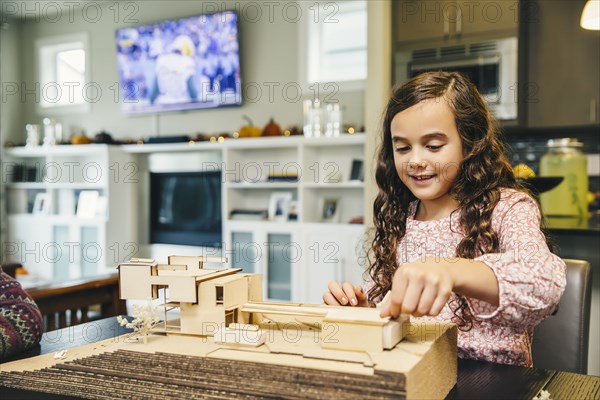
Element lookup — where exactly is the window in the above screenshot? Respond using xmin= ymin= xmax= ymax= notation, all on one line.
xmin=35 ymin=33 xmax=90 ymax=113
xmin=302 ymin=1 xmax=367 ymax=88
xmin=225 ymin=308 xmax=238 ymax=326
xmin=216 ymin=286 xmax=224 ymax=305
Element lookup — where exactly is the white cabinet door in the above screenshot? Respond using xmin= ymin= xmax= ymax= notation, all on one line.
xmin=342 ymin=225 xmax=369 ymax=287
xmin=303 ymin=227 xmax=344 ymax=304
xmin=302 ymin=224 xmax=366 ymax=304
xmin=226 ymin=222 xmax=302 ymax=303
xmin=7 ymin=215 xmax=54 ymax=280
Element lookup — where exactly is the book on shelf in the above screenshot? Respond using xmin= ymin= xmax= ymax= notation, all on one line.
xmin=229 ymin=209 xmax=268 ymax=221
xmin=266 ymin=174 xmax=299 ymax=182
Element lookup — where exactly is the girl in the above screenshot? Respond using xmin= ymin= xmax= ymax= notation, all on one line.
xmin=323 ymin=71 xmax=566 ymax=367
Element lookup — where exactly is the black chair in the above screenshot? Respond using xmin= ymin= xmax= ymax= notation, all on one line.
xmin=0 ymin=262 xmax=21 ymax=278
xmin=532 ymin=259 xmax=592 ymax=374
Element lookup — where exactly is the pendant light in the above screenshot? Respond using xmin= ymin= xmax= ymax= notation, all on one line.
xmin=581 ymin=0 xmax=600 ymax=30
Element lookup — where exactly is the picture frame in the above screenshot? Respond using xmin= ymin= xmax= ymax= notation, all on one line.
xmin=287 ymin=200 xmax=299 ymax=221
xmin=268 ymin=192 xmax=293 ymax=221
xmin=321 ymin=197 xmax=340 ymax=223
xmin=32 ymin=193 xmax=51 ymax=214
xmin=350 ymin=159 xmax=364 ymax=181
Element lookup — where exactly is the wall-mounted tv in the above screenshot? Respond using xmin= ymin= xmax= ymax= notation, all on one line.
xmin=115 ymin=11 xmax=241 ymax=114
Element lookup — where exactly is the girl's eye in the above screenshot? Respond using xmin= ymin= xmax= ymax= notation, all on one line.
xmin=394 ymin=146 xmax=410 ymax=152
xmin=427 ymin=145 xmax=444 ymax=151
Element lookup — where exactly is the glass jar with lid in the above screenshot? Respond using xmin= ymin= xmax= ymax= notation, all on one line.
xmin=539 ymin=138 xmax=588 ymax=216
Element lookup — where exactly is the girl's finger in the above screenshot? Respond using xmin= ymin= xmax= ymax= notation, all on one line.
xmin=379 ymin=301 xmax=391 ymax=318
xmin=414 ymin=282 xmax=438 ymax=317
xmin=351 ymin=286 xmax=369 ymax=307
xmin=429 ymin=292 xmax=450 ymax=316
xmin=342 ymin=282 xmax=357 ymax=306
xmin=389 ymin=272 xmax=409 ymax=318
xmin=327 ymin=281 xmax=346 ymax=305
xmin=323 ymin=291 xmax=341 ymax=306
xmin=355 ymin=285 xmax=365 ymax=297
xmin=399 ymin=278 xmax=424 ymax=316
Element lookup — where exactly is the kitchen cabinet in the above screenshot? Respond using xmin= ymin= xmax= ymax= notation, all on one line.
xmin=524 ymin=0 xmax=600 ymax=127
xmin=393 ymin=0 xmax=518 ymax=48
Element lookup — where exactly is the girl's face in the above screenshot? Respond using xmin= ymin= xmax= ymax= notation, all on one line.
xmin=390 ymin=97 xmax=464 ymax=205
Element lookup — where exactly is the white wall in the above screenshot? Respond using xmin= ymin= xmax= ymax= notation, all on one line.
xmin=6 ymin=1 xmax=364 ymax=144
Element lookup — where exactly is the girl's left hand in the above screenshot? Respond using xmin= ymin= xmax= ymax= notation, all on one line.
xmin=379 ymin=257 xmax=455 ymax=318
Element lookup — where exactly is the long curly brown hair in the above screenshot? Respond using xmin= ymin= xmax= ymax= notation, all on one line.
xmin=368 ymin=71 xmax=546 ymax=330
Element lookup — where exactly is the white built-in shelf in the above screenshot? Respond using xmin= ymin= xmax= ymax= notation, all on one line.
xmin=5 ymin=134 xmax=366 ymax=156
xmin=4 ymin=144 xmax=110 ymax=157
xmin=120 ymin=133 xmax=365 ymax=153
xmin=3 ymin=145 xmax=136 ymax=281
xmin=226 ymin=182 xmax=298 ymax=189
xmin=226 ymin=219 xmax=363 ymax=228
xmin=5 ymin=182 xmax=105 ymax=190
xmin=301 ymin=134 xmax=366 ymax=147
xmin=8 ymin=214 xmax=107 ymax=225
xmin=121 ymin=141 xmax=220 ymax=153
xmin=226 ymin=220 xmax=300 ymax=229
xmin=302 ymin=181 xmax=364 ymax=189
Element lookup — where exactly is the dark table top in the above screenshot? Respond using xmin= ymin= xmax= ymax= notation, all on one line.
xmin=2 ymin=317 xmax=599 ymax=400
xmin=545 ymin=213 xmax=600 ymax=236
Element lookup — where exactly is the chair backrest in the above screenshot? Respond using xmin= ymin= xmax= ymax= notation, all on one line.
xmin=0 ymin=262 xmax=21 ymax=278
xmin=532 ymin=259 xmax=592 ymax=374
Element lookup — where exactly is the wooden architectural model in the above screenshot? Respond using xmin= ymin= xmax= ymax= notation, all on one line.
xmin=117 ymin=256 xmax=408 ymax=352
xmin=0 ymin=256 xmax=458 ymax=399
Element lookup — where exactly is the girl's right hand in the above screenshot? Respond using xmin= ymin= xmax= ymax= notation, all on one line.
xmin=323 ymin=281 xmax=369 ymax=307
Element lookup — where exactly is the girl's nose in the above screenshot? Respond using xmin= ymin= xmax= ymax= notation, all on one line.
xmin=408 ymin=159 xmax=426 ymax=169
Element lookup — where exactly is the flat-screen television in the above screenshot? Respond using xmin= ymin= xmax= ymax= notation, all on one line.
xmin=115 ymin=11 xmax=241 ymax=114
xmin=150 ymin=171 xmax=222 ymax=248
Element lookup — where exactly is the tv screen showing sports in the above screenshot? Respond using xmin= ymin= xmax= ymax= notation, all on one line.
xmin=115 ymin=11 xmax=241 ymax=114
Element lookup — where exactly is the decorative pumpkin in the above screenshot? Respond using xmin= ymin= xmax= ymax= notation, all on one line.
xmin=263 ymin=118 xmax=282 ymax=137
xmin=238 ymin=115 xmax=262 ymax=138
xmin=71 ymin=135 xmax=92 ymax=145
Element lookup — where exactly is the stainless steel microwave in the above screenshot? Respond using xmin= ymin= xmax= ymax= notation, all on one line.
xmin=394 ymin=37 xmax=518 ymax=120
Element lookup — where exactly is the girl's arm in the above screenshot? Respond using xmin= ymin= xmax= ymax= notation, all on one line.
xmin=381 ymin=191 xmax=566 ymax=329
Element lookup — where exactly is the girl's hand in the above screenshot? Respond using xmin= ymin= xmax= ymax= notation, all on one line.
xmin=323 ymin=281 xmax=369 ymax=307
xmin=379 ymin=257 xmax=455 ymax=318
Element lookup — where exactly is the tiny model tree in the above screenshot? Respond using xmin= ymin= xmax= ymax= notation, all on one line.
xmin=117 ymin=302 xmax=160 ymax=344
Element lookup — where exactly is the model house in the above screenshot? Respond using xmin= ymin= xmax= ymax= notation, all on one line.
xmin=118 ymin=255 xmax=407 ymax=352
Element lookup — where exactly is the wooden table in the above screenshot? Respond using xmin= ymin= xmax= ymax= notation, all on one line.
xmin=26 ymin=274 xmax=127 ymax=331
xmin=1 ymin=317 xmax=599 ymax=399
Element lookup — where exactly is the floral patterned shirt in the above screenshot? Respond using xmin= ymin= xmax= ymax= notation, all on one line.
xmin=389 ymin=189 xmax=566 ymax=367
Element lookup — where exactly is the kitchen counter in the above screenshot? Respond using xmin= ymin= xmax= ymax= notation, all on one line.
xmin=545 ymin=214 xmax=600 ymax=236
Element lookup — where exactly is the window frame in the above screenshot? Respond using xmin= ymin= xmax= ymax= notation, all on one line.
xmin=298 ymin=0 xmax=367 ymax=93
xmin=35 ymin=32 xmax=91 ymax=115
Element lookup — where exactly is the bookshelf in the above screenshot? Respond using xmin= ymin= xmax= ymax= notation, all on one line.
xmin=2 ymin=144 xmax=137 ymax=280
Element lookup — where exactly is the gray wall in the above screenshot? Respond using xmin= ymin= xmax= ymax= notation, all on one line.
xmin=0 ymin=16 xmax=23 ymax=259
xmin=0 ymin=16 xmax=23 ymax=142
xmin=3 ymin=1 xmax=364 ymax=143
